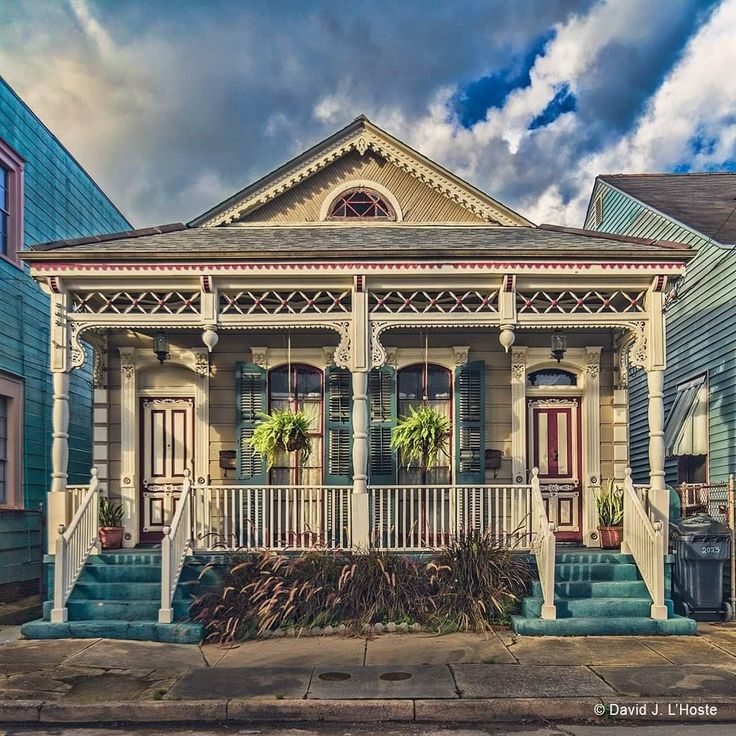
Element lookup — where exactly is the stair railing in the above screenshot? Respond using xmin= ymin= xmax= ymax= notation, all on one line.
xmin=159 ymin=469 xmax=193 ymax=624
xmin=622 ymin=468 xmax=667 ymax=620
xmin=50 ymin=468 xmax=100 ymax=623
xmin=530 ymin=467 xmax=556 ymax=620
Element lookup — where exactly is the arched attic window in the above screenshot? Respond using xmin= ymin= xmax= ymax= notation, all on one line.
xmin=327 ymin=187 xmax=396 ymax=220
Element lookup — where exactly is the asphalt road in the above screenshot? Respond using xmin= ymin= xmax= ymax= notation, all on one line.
xmin=1 ymin=725 xmax=735 ymax=735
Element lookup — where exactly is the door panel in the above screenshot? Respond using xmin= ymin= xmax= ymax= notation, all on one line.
xmin=529 ymin=398 xmax=582 ymax=542
xmin=140 ymin=397 xmax=194 ymax=543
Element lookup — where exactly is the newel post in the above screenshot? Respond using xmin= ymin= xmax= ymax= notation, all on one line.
xmin=159 ymin=525 xmax=173 ymax=624
xmin=50 ymin=524 xmax=68 ymax=623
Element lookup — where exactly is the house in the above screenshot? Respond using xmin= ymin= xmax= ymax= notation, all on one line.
xmin=583 ymin=173 xmax=736 ymax=491
xmin=0 ymin=77 xmax=130 ymax=621
xmin=20 ymin=117 xmax=696 ymax=639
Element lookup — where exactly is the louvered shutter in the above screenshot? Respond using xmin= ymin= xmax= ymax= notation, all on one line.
xmin=368 ymin=366 xmax=397 ymax=484
xmin=455 ymin=360 xmax=485 ymax=484
xmin=325 ymin=366 xmax=353 ymax=485
xmin=236 ymin=363 xmax=268 ymax=484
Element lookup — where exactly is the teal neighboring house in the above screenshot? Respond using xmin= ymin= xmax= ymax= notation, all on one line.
xmin=583 ymin=173 xmax=736 ymax=487
xmin=0 ymin=77 xmax=130 ymax=616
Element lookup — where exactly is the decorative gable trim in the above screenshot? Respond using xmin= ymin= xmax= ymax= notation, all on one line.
xmin=194 ymin=120 xmax=531 ymax=228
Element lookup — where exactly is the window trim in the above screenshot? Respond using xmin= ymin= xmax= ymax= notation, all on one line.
xmin=318 ymin=179 xmax=403 ymax=222
xmin=0 ymin=137 xmax=25 ymax=268
xmin=0 ymin=373 xmax=23 ymax=509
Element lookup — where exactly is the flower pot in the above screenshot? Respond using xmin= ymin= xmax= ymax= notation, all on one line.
xmin=286 ymin=432 xmax=308 ymax=453
xmin=99 ymin=526 xmax=124 ymax=550
xmin=598 ymin=525 xmax=623 ymax=549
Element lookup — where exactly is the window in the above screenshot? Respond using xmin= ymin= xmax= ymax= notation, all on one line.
xmin=0 ymin=374 xmax=22 ymax=508
xmin=327 ymin=188 xmax=395 ymax=219
xmin=527 ymin=368 xmax=577 ymax=387
xmin=664 ymin=375 xmax=707 ymax=458
xmin=268 ymin=365 xmax=323 ymax=484
xmin=397 ymin=364 xmax=452 ymax=484
xmin=0 ymin=137 xmax=24 ymax=265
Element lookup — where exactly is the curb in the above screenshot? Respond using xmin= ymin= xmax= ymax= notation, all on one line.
xmin=1 ymin=697 xmax=736 ymax=725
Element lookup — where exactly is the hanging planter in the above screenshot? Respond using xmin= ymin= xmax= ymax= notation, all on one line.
xmin=596 ymin=480 xmax=624 ymax=549
xmin=390 ymin=405 xmax=450 ymax=483
xmin=248 ymin=409 xmax=313 ymax=469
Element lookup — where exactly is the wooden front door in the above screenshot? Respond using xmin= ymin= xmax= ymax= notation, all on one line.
xmin=140 ymin=397 xmax=194 ymax=543
xmin=528 ymin=398 xmax=582 ymax=542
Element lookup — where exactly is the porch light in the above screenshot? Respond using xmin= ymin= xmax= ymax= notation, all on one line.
xmin=550 ymin=331 xmax=567 ymax=363
xmin=153 ymin=331 xmax=170 ymax=364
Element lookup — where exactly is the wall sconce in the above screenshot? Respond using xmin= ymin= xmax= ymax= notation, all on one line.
xmin=550 ymin=331 xmax=567 ymax=363
xmin=153 ymin=332 xmax=170 ymax=364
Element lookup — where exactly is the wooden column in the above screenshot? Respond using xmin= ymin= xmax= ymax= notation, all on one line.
xmin=119 ymin=348 xmax=138 ymax=548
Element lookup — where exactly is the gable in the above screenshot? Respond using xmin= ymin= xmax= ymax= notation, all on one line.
xmin=237 ymin=149 xmax=485 ymax=224
xmin=192 ymin=116 xmax=531 ymax=227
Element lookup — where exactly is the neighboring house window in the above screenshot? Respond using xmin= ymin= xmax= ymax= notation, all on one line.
xmin=397 ymin=364 xmax=452 ymax=484
xmin=527 ymin=368 xmax=577 ymax=387
xmin=663 ymin=374 xmax=708 ymax=484
xmin=268 ymin=365 xmax=323 ymax=485
xmin=0 ymin=374 xmax=23 ymax=508
xmin=0 ymin=137 xmax=24 ymax=266
xmin=327 ymin=188 xmax=395 ymax=219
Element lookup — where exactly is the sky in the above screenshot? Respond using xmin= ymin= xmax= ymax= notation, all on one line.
xmin=1 ymin=0 xmax=735 ymax=228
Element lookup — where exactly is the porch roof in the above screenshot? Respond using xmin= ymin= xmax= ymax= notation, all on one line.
xmin=23 ymin=223 xmax=695 ymax=263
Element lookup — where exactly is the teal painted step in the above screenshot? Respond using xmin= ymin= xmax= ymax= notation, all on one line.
xmin=21 ymin=619 xmax=202 ymax=644
xmin=85 ymin=552 xmax=162 ymax=565
xmin=522 ymin=596 xmax=675 ymax=619
xmin=532 ymin=580 xmax=649 ymax=598
xmin=78 ymin=564 xmax=162 ymax=583
xmin=510 ymin=614 xmax=697 ymax=636
xmin=555 ymin=552 xmax=635 ymax=564
xmin=554 ymin=562 xmax=641 ymax=582
xmin=71 ymin=582 xmax=162 ymax=601
xmin=42 ymin=598 xmax=191 ymax=621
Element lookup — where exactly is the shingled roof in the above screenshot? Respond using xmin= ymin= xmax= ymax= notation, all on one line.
xmin=22 ymin=223 xmax=694 ymax=262
xmin=599 ymin=173 xmax=736 ymax=245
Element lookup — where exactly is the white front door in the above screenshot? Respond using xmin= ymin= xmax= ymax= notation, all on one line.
xmin=140 ymin=397 xmax=194 ymax=542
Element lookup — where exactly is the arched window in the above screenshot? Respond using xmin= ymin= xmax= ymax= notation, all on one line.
xmin=269 ymin=365 xmax=323 ymax=484
xmin=397 ymin=364 xmax=452 ymax=484
xmin=527 ymin=368 xmax=577 ymax=387
xmin=327 ymin=187 xmax=395 ymax=219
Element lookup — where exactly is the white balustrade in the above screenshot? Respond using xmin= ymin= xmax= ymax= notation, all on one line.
xmin=622 ymin=468 xmax=667 ymax=620
xmin=68 ymin=485 xmax=91 ymax=518
xmin=530 ymin=468 xmax=556 ymax=620
xmin=192 ymin=485 xmax=352 ymax=551
xmin=50 ymin=469 xmax=100 ymax=623
xmin=369 ymin=484 xmax=533 ymax=551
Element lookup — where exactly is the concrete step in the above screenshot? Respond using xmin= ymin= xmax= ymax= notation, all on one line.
xmin=522 ymin=596 xmax=675 ymax=619
xmin=510 ymin=614 xmax=697 ymax=637
xmin=86 ymin=553 xmax=162 ymax=566
xmin=21 ymin=618 xmax=202 ymax=644
xmin=555 ymin=552 xmax=634 ymax=565
xmin=554 ymin=562 xmax=641 ymax=582
xmin=532 ymin=580 xmax=649 ymax=599
xmin=79 ymin=564 xmax=162 ymax=583
xmin=71 ymin=582 xmax=161 ymax=601
xmin=43 ymin=599 xmax=191 ymax=622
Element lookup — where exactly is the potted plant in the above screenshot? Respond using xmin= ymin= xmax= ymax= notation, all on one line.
xmin=99 ymin=497 xmax=125 ymax=550
xmin=248 ymin=409 xmax=313 ymax=469
xmin=596 ymin=480 xmax=624 ymax=549
xmin=390 ymin=405 xmax=450 ymax=485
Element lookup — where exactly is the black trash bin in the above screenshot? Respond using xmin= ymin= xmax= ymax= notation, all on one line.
xmin=671 ymin=514 xmax=732 ymax=621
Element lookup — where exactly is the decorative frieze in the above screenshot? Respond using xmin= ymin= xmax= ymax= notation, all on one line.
xmin=369 ymin=289 xmax=498 ymax=314
xmin=219 ymin=289 xmax=351 ymax=315
xmin=71 ymin=290 xmax=201 ymax=315
xmin=517 ymin=289 xmax=646 ymax=315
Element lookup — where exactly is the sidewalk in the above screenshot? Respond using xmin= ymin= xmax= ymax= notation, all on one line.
xmin=0 ymin=623 xmax=735 ymax=725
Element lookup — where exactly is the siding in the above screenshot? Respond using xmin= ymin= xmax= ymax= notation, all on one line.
xmin=585 ymin=179 xmax=734 ymax=485
xmin=0 ymin=78 xmax=130 ymax=512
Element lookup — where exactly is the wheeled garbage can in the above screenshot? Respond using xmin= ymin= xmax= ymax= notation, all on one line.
xmin=671 ymin=514 xmax=732 ymax=621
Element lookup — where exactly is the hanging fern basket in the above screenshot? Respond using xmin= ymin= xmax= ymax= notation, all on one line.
xmin=248 ymin=409 xmax=313 ymax=469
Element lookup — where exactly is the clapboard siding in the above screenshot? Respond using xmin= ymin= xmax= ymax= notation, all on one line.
xmin=0 ymin=78 xmax=130 ymax=517
xmin=585 ymin=179 xmax=736 ymax=485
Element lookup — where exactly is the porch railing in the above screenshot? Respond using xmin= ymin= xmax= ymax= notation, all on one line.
xmin=50 ymin=469 xmax=100 ymax=623
xmin=530 ymin=468 xmax=556 ymax=620
xmin=369 ymin=484 xmax=532 ymax=550
xmin=68 ymin=485 xmax=90 ymax=519
xmin=159 ymin=469 xmax=193 ymax=624
xmin=622 ymin=468 xmax=667 ymax=620
xmin=192 ymin=485 xmax=352 ymax=550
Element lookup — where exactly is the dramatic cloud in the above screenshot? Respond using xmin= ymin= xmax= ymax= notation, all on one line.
xmin=0 ymin=0 xmax=733 ymax=228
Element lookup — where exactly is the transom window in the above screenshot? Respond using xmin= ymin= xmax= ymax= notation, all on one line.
xmin=327 ymin=187 xmax=395 ymax=219
xmin=268 ymin=365 xmax=323 ymax=485
xmin=397 ymin=364 xmax=452 ymax=484
xmin=527 ymin=369 xmax=577 ymax=387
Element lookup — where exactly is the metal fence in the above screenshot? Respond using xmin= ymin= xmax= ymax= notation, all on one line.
xmin=0 ymin=508 xmax=43 ymax=623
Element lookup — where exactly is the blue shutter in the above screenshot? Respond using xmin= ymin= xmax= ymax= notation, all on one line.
xmin=368 ymin=366 xmax=397 ymax=484
xmin=325 ymin=366 xmax=353 ymax=485
xmin=236 ymin=362 xmax=268 ymax=484
xmin=455 ymin=360 xmax=485 ymax=484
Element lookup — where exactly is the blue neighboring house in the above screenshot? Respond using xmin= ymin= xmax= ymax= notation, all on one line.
xmin=583 ymin=173 xmax=736 ymax=489
xmin=0 ymin=77 xmax=130 ymax=619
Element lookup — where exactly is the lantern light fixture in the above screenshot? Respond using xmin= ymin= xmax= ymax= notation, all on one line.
xmin=153 ymin=331 xmax=170 ymax=364
xmin=550 ymin=331 xmax=567 ymax=363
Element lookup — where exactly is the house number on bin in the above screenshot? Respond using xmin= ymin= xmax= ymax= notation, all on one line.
xmin=702 ymin=546 xmax=721 ymax=555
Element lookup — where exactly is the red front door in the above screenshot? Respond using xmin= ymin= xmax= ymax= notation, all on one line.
xmin=529 ymin=398 xmax=582 ymax=542
xmin=140 ymin=397 xmax=194 ymax=543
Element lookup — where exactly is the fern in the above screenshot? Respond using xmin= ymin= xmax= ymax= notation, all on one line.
xmin=390 ymin=405 xmax=450 ymax=469
xmin=248 ymin=409 xmax=313 ymax=469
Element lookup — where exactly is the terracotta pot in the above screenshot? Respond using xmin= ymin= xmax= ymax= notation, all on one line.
xmin=99 ymin=526 xmax=124 ymax=550
xmin=598 ymin=525 xmax=623 ymax=550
